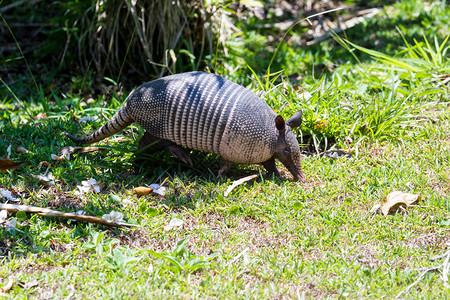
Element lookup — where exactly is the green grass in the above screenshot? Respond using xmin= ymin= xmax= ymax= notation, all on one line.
xmin=1 ymin=0 xmax=450 ymax=298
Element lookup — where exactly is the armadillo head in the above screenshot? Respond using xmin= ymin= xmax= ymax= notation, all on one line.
xmin=273 ymin=111 xmax=306 ymax=182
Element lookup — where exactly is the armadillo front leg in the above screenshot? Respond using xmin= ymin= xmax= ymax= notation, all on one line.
xmin=218 ymin=159 xmax=233 ymax=177
xmin=138 ymin=132 xmax=193 ymax=166
xmin=262 ymin=156 xmax=282 ymax=179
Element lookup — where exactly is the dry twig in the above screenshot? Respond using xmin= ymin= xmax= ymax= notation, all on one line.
xmin=0 ymin=204 xmax=139 ymax=228
xmin=224 ymin=174 xmax=258 ymax=197
xmin=0 ymin=277 xmax=14 ymax=294
xmin=395 ymin=266 xmax=441 ymax=299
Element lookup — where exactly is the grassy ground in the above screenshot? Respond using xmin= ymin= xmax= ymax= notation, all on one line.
xmin=1 ymin=0 xmax=450 ymax=298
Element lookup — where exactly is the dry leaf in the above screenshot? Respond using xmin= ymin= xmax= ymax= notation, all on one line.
xmin=0 ymin=156 xmax=25 ymax=172
xmin=34 ymin=112 xmax=47 ymax=120
xmin=51 ymin=154 xmax=66 ymax=161
xmin=16 ymin=146 xmax=31 ymax=154
xmin=381 ymin=191 xmax=421 ymax=216
xmin=315 ymin=120 xmax=329 ymax=130
xmin=0 ymin=277 xmax=13 ymax=294
xmin=134 ymin=186 xmax=154 ymax=196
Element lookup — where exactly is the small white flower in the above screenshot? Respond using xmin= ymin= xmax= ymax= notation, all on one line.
xmin=6 ymin=144 xmax=12 ymax=159
xmin=122 ymin=198 xmax=133 ymax=206
xmin=79 ymin=116 xmax=99 ymax=123
xmin=51 ymin=152 xmax=70 ymax=161
xmin=32 ymin=172 xmax=56 ymax=187
xmin=164 ymin=218 xmax=184 ymax=231
xmin=148 ymin=183 xmax=166 ymax=196
xmin=0 ymin=188 xmax=19 ymax=202
xmin=82 ymin=178 xmax=101 ymax=193
xmin=298 ymin=90 xmax=312 ymax=100
xmin=6 ymin=218 xmax=17 ymax=231
xmin=102 ymin=211 xmax=124 ymax=223
xmin=0 ymin=210 xmax=7 ymax=224
xmin=75 ymin=178 xmax=101 ymax=195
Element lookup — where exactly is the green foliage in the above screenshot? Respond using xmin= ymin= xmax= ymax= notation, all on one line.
xmin=148 ymin=239 xmax=219 ymax=274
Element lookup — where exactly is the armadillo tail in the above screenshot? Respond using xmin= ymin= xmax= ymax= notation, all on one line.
xmin=65 ymin=106 xmax=134 ymax=144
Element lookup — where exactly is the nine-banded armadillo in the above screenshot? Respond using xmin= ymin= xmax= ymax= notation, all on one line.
xmin=66 ymin=71 xmax=306 ymax=182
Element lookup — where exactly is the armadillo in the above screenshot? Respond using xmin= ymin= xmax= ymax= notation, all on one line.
xmin=66 ymin=71 xmax=306 ymax=182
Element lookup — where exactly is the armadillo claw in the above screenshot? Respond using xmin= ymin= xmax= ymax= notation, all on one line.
xmin=167 ymin=145 xmax=193 ymax=166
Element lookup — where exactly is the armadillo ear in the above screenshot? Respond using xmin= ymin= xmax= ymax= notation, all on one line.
xmin=286 ymin=110 xmax=302 ymax=128
xmin=275 ymin=115 xmax=285 ymax=131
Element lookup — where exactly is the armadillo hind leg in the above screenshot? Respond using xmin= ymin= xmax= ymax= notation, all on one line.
xmin=262 ymin=157 xmax=282 ymax=179
xmin=218 ymin=159 xmax=234 ymax=177
xmin=138 ymin=132 xmax=193 ymax=166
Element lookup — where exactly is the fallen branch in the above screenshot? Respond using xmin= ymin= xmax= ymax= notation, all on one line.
xmin=0 ymin=204 xmax=139 ymax=228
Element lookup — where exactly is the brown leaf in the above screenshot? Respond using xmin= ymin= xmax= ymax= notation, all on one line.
xmin=15 ymin=146 xmax=31 ymax=154
xmin=134 ymin=187 xmax=154 ymax=196
xmin=381 ymin=191 xmax=421 ymax=216
xmin=315 ymin=120 xmax=329 ymax=130
xmin=0 ymin=156 xmax=25 ymax=172
xmin=34 ymin=112 xmax=47 ymax=120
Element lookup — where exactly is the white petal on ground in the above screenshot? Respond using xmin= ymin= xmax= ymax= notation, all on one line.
xmin=51 ymin=151 xmax=71 ymax=161
xmin=102 ymin=211 xmax=124 ymax=222
xmin=6 ymin=218 xmax=17 ymax=231
xmin=164 ymin=218 xmax=184 ymax=231
xmin=0 ymin=210 xmax=7 ymax=224
xmin=148 ymin=183 xmax=166 ymax=196
xmin=0 ymin=188 xmax=19 ymax=202
xmin=6 ymin=144 xmax=12 ymax=159
xmin=122 ymin=198 xmax=133 ymax=206
xmin=32 ymin=172 xmax=56 ymax=187
xmin=76 ymin=178 xmax=101 ymax=195
xmin=82 ymin=178 xmax=101 ymax=193
xmin=79 ymin=116 xmax=99 ymax=123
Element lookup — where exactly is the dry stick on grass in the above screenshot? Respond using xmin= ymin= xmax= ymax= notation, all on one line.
xmin=224 ymin=174 xmax=259 ymax=197
xmin=442 ymin=251 xmax=450 ymax=288
xmin=0 ymin=204 xmax=139 ymax=228
xmin=0 ymin=277 xmax=14 ymax=294
xmin=395 ymin=266 xmax=441 ymax=299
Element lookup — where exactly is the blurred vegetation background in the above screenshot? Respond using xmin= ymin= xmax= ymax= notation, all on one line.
xmin=0 ymin=0 xmax=448 ymax=96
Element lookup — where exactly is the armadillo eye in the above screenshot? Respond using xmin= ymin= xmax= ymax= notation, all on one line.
xmin=284 ymin=147 xmax=290 ymax=153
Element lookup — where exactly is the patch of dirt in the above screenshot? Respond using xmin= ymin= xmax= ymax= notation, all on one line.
xmin=237 ymin=273 xmax=334 ymax=299
xmin=352 ymin=244 xmax=381 ymax=269
xmin=13 ymin=261 xmax=56 ymax=275
xmin=113 ymin=212 xmax=296 ymax=255
xmin=0 ymin=239 xmax=12 ymax=257
xmin=404 ymin=232 xmax=450 ymax=251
